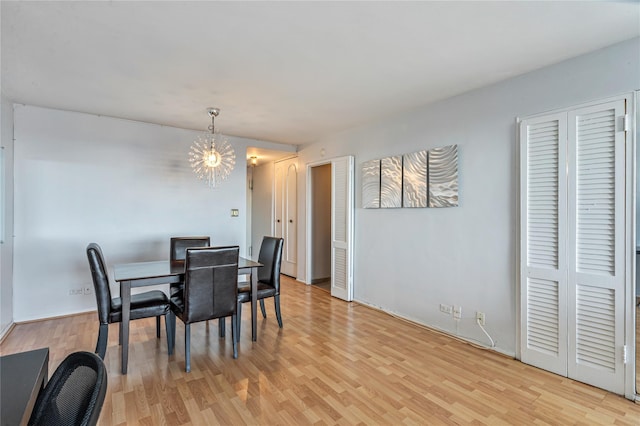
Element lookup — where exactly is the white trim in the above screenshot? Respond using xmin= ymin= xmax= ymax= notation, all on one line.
xmin=626 ymin=91 xmax=638 ymax=399
xmin=517 ymin=92 xmax=637 ymax=122
xmin=355 ymin=299 xmax=515 ymax=358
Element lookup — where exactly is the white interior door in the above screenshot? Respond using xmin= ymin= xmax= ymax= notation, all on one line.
xmin=274 ymin=161 xmax=283 ymax=240
xmin=274 ymin=157 xmax=297 ymax=277
xmin=567 ymin=100 xmax=626 ymax=394
xmin=519 ymin=95 xmax=631 ymax=395
xmin=520 ymin=112 xmax=569 ymax=376
xmin=330 ymin=156 xmax=354 ymax=301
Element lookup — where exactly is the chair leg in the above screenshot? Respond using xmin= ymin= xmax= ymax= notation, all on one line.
xmin=260 ymin=299 xmax=267 ymax=318
xmin=96 ymin=323 xmax=108 ymax=359
xmin=185 ymin=323 xmax=191 ymax=373
xmin=118 ymin=322 xmax=123 ymax=346
xmin=275 ymin=295 xmax=283 ymax=328
xmin=156 ymin=316 xmax=161 ymax=338
xmin=169 ymin=312 xmax=176 ymax=355
xmin=165 ymin=314 xmax=173 ymax=355
xmin=236 ymin=302 xmax=242 ymax=342
xmin=231 ymin=314 xmax=238 ymax=359
xmin=218 ymin=318 xmax=225 ymax=338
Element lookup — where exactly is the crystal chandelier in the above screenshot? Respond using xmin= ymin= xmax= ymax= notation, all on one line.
xmin=189 ymin=108 xmax=236 ymax=188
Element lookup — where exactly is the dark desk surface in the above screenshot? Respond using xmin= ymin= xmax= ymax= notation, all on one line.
xmin=0 ymin=348 xmax=49 ymax=426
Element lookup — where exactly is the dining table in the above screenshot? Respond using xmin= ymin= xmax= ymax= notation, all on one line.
xmin=113 ymin=257 xmax=262 ymax=374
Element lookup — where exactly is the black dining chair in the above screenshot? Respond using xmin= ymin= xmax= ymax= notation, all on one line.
xmin=28 ymin=351 xmax=107 ymax=426
xmin=236 ymin=236 xmax=284 ymax=341
xmin=168 ymin=246 xmax=240 ymax=372
xmin=86 ymin=243 xmax=173 ymax=359
xmin=169 ymin=236 xmax=210 ymax=296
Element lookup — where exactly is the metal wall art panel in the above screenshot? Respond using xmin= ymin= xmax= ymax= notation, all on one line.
xmin=402 ymin=150 xmax=428 ymax=208
xmin=428 ymin=144 xmax=458 ymax=207
xmin=380 ymin=156 xmax=403 ymax=208
xmin=361 ymin=159 xmax=381 ymax=208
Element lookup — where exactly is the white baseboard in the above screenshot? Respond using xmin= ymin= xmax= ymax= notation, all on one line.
xmin=0 ymin=322 xmax=15 ymax=343
xmin=354 ymin=298 xmax=515 ymax=358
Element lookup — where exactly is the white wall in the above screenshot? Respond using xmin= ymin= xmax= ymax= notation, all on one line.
xmin=297 ymin=37 xmax=640 ymax=355
xmin=1 ymin=94 xmax=15 ymax=336
xmin=13 ymin=105 xmax=292 ymax=321
xmin=251 ymin=161 xmax=274 ymax=261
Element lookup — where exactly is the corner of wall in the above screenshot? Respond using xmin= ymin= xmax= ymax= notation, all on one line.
xmin=0 ymin=93 xmax=15 ymax=333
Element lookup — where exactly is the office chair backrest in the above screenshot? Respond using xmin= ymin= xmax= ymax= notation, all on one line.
xmin=183 ymin=246 xmax=239 ymax=323
xmin=170 ymin=236 xmax=211 ymax=263
xmin=257 ymin=237 xmax=284 ymax=291
xmin=86 ymin=243 xmax=113 ymax=325
xmin=28 ymin=351 xmax=107 ymax=426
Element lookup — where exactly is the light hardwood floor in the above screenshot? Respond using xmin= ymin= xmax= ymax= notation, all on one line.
xmin=2 ymin=276 xmax=640 ymax=425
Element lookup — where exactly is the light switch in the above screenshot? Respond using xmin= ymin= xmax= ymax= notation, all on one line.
xmin=231 ymin=209 xmax=239 ymax=217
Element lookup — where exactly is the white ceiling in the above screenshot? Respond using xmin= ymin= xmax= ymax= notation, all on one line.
xmin=2 ymin=1 xmax=639 ymax=146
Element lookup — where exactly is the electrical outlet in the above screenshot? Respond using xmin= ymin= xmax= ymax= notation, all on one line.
xmin=83 ymin=286 xmax=92 ymax=295
xmin=453 ymin=306 xmax=462 ymax=320
xmin=439 ymin=304 xmax=452 ymax=314
xmin=476 ymin=311 xmax=486 ymax=326
xmin=69 ymin=288 xmax=83 ymax=296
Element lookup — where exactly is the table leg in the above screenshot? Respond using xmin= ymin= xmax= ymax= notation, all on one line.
xmin=251 ymin=266 xmax=257 ymax=341
xmin=121 ymin=280 xmax=131 ymax=374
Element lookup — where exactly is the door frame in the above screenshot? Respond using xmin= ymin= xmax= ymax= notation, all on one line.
xmin=306 ymin=159 xmax=332 ymax=286
xmin=305 ymin=157 xmax=355 ymax=301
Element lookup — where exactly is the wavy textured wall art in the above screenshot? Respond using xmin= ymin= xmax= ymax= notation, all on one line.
xmin=362 ymin=159 xmax=380 ymax=208
xmin=402 ymin=150 xmax=428 ymax=208
xmin=380 ymin=156 xmax=403 ymax=208
xmin=428 ymin=144 xmax=458 ymax=207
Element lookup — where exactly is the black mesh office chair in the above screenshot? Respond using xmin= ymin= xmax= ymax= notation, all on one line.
xmin=86 ymin=243 xmax=173 ymax=359
xmin=169 ymin=246 xmax=240 ymax=372
xmin=236 ymin=236 xmax=284 ymax=341
xmin=28 ymin=351 xmax=107 ymax=426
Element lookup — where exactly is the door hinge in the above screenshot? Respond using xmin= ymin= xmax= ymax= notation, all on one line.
xmin=622 ymin=114 xmax=629 ymax=132
xmin=623 ymin=345 xmax=628 ymax=364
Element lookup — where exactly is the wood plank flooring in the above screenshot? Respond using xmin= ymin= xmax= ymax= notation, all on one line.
xmin=2 ymin=276 xmax=640 ymax=425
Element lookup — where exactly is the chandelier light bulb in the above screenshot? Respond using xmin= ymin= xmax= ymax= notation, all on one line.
xmin=205 ymin=149 xmax=222 ymax=168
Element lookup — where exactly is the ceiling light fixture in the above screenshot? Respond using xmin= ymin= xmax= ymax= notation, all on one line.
xmin=250 ymin=156 xmax=258 ymax=166
xmin=189 ymin=107 xmax=235 ymax=188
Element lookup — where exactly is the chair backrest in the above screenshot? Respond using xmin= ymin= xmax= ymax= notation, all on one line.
xmin=170 ymin=236 xmax=211 ymax=263
xmin=28 ymin=351 xmax=107 ymax=426
xmin=257 ymin=236 xmax=284 ymax=292
xmin=183 ymin=246 xmax=239 ymax=323
xmin=86 ymin=243 xmax=113 ymax=325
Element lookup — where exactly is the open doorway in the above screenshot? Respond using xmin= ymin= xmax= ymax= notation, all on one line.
xmin=306 ymin=156 xmax=354 ymax=301
xmin=309 ymin=164 xmax=332 ymax=292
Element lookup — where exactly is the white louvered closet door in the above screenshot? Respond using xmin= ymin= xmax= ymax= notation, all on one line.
xmin=520 ymin=113 xmax=568 ymax=376
xmin=330 ymin=156 xmax=354 ymax=302
xmin=520 ymin=97 xmax=629 ymax=395
xmin=567 ymin=100 xmax=626 ymax=394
